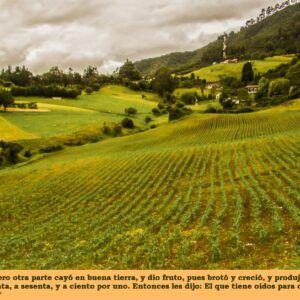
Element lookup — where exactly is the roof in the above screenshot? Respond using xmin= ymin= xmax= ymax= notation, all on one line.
xmin=246 ymin=85 xmax=259 ymax=88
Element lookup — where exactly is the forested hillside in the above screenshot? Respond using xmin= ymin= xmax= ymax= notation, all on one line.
xmin=134 ymin=3 xmax=300 ymax=76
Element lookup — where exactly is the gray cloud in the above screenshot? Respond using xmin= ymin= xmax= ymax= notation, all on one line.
xmin=0 ymin=0 xmax=280 ymax=73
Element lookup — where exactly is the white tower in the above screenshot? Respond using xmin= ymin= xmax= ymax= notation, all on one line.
xmin=223 ymin=34 xmax=228 ymax=60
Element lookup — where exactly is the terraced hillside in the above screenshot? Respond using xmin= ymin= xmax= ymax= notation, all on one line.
xmin=0 ymin=100 xmax=299 ymax=269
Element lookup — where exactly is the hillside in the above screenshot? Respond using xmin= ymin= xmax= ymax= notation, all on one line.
xmin=184 ymin=55 xmax=294 ymax=82
xmin=134 ymin=3 xmax=300 ymax=76
xmin=0 ymin=99 xmax=299 ymax=269
xmin=0 ymin=85 xmax=161 ymax=140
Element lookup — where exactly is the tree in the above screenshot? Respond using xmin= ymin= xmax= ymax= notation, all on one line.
xmin=241 ymin=62 xmax=254 ymax=84
xmin=152 ymin=67 xmax=174 ymax=97
xmin=268 ymin=78 xmax=291 ymax=97
xmin=119 ymin=59 xmax=141 ymax=81
xmin=199 ymin=79 xmax=206 ymax=97
xmin=0 ymin=89 xmax=14 ymax=111
xmin=257 ymin=77 xmax=270 ymax=98
xmin=286 ymin=61 xmax=300 ymax=86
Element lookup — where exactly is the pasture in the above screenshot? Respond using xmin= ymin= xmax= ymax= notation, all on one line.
xmin=1 ymin=85 xmax=161 ymax=140
xmin=184 ymin=55 xmax=295 ymax=82
xmin=0 ymin=99 xmax=299 ymax=269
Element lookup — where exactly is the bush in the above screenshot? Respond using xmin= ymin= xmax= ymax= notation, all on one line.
xmin=289 ymin=86 xmax=300 ymax=99
xmin=157 ymin=102 xmax=165 ymax=110
xmin=204 ymin=106 xmax=217 ymax=113
xmin=92 ymin=83 xmax=101 ymax=91
xmin=181 ymin=92 xmax=198 ymax=105
xmin=112 ymin=124 xmax=122 ymax=136
xmin=236 ymin=107 xmax=254 ymax=113
xmin=121 ymin=118 xmax=134 ymax=128
xmin=39 ymin=144 xmax=63 ymax=153
xmin=102 ymin=125 xmax=111 ymax=135
xmin=145 ymin=116 xmax=152 ymax=123
xmin=175 ymin=101 xmax=185 ymax=108
xmin=268 ymin=78 xmax=291 ymax=97
xmin=85 ymin=87 xmax=93 ymax=95
xmin=24 ymin=150 xmax=32 ymax=158
xmin=168 ymin=106 xmax=192 ymax=122
xmin=125 ymin=107 xmax=137 ymax=116
xmin=0 ymin=141 xmax=24 ymax=164
xmin=152 ymin=107 xmax=161 ymax=116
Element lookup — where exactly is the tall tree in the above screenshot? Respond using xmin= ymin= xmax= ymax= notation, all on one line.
xmin=241 ymin=62 xmax=254 ymax=84
xmin=0 ymin=89 xmax=14 ymax=111
xmin=152 ymin=67 xmax=174 ymax=97
xmin=119 ymin=59 xmax=141 ymax=81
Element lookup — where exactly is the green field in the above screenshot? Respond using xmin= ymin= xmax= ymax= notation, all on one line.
xmin=1 ymin=85 xmax=161 ymax=140
xmin=0 ymin=99 xmax=299 ymax=269
xmin=184 ymin=55 xmax=295 ymax=82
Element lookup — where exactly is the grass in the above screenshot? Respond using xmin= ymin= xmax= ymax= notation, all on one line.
xmin=173 ymin=87 xmax=212 ymax=98
xmin=1 ymin=85 xmax=162 ymax=140
xmin=0 ymin=99 xmax=299 ymax=269
xmin=0 ymin=114 xmax=37 ymax=140
xmin=184 ymin=55 xmax=295 ymax=82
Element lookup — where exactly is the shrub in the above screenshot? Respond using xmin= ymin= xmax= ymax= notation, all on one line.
xmin=121 ymin=118 xmax=134 ymax=128
xmin=102 ymin=125 xmax=111 ymax=135
xmin=91 ymin=83 xmax=101 ymax=91
xmin=289 ymin=86 xmax=300 ymax=99
xmin=85 ymin=87 xmax=93 ymax=95
xmin=157 ymin=102 xmax=165 ymax=110
xmin=268 ymin=78 xmax=291 ymax=97
xmin=181 ymin=92 xmax=197 ymax=105
xmin=152 ymin=107 xmax=161 ymax=116
xmin=39 ymin=144 xmax=63 ymax=153
xmin=168 ymin=106 xmax=192 ymax=122
xmin=24 ymin=150 xmax=32 ymax=158
xmin=125 ymin=107 xmax=137 ymax=116
xmin=0 ymin=141 xmax=24 ymax=164
xmin=236 ymin=107 xmax=254 ymax=113
xmin=112 ymin=124 xmax=122 ymax=136
xmin=175 ymin=101 xmax=185 ymax=108
xmin=204 ymin=106 xmax=217 ymax=113
xmin=145 ymin=116 xmax=152 ymax=123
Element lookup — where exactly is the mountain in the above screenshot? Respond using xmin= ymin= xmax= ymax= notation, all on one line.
xmin=134 ymin=3 xmax=300 ymax=76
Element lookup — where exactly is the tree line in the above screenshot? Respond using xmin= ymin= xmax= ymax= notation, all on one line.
xmin=243 ymin=0 xmax=299 ymax=29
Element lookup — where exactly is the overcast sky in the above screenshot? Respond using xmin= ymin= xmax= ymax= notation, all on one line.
xmin=0 ymin=0 xmax=280 ymax=73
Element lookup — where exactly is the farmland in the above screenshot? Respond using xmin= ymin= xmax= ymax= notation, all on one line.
xmin=0 ymin=85 xmax=161 ymax=140
xmin=184 ymin=55 xmax=295 ymax=82
xmin=0 ymin=99 xmax=299 ymax=269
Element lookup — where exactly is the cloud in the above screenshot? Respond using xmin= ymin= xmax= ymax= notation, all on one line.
xmin=0 ymin=0 xmax=280 ymax=73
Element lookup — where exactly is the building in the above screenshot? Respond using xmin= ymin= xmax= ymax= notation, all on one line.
xmin=222 ymin=58 xmax=239 ymax=64
xmin=246 ymin=85 xmax=259 ymax=94
xmin=207 ymin=83 xmax=221 ymax=89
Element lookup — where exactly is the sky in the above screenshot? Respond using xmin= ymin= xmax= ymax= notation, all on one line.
xmin=0 ymin=0 xmax=280 ymax=74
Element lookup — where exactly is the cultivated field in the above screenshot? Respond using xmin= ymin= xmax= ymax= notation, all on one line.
xmin=185 ymin=55 xmax=295 ymax=82
xmin=0 ymin=99 xmax=299 ymax=269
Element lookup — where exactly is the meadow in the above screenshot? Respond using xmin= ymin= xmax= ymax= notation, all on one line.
xmin=1 ymin=85 xmax=161 ymax=140
xmin=0 ymin=99 xmax=299 ymax=269
xmin=184 ymin=55 xmax=295 ymax=82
